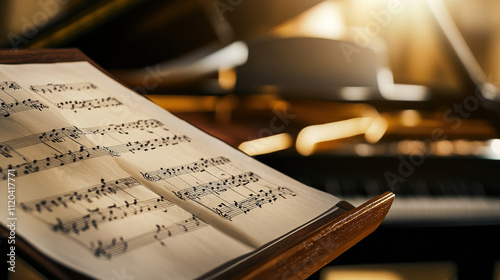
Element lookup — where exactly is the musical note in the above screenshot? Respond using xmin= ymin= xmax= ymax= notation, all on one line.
xmin=20 ymin=177 xmax=141 ymax=213
xmin=2 ymin=134 xmax=191 ymax=179
xmin=91 ymin=216 xmax=207 ymax=258
xmin=173 ymin=172 xmax=260 ymax=200
xmin=0 ymin=126 xmax=85 ymax=158
xmin=103 ymin=135 xmax=191 ymax=156
xmin=0 ymin=145 xmax=13 ymax=158
xmin=0 ymin=81 xmax=21 ymax=91
xmin=80 ymin=119 xmax=166 ymax=136
xmin=6 ymin=146 xmax=108 ymax=178
xmin=55 ymin=97 xmax=123 ymax=111
xmin=213 ymin=187 xmax=297 ymax=221
xmin=0 ymin=119 xmax=168 ymax=158
xmin=141 ymin=156 xmax=231 ymax=182
xmin=0 ymin=98 xmax=49 ymax=117
xmin=51 ymin=196 xmax=175 ymax=234
xmin=30 ymin=82 xmax=98 ymax=94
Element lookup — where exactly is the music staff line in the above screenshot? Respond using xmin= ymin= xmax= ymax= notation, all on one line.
xmin=92 ymin=216 xmax=208 ymax=258
xmin=1 ymin=135 xmax=191 ymax=179
xmin=20 ymin=177 xmax=141 ymax=213
xmin=51 ymin=196 xmax=175 ymax=235
xmin=15 ymin=156 xmax=297 ymax=257
xmin=213 ymin=187 xmax=296 ymax=221
xmin=82 ymin=119 xmax=165 ymax=135
xmin=1 ymin=81 xmax=51 ymax=117
xmin=141 ymin=156 xmax=298 ymax=221
xmin=4 ymin=80 xmax=123 ymax=113
xmin=56 ymin=97 xmax=123 ymax=111
xmin=141 ymin=156 xmax=231 ymax=182
xmin=0 ymin=119 xmax=166 ymax=158
xmin=173 ymin=172 xmax=260 ymax=201
xmin=0 ymin=98 xmax=50 ymax=117
xmin=30 ymin=82 xmax=98 ymax=94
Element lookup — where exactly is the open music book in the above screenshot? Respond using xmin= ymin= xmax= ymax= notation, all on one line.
xmin=0 ymin=59 xmax=355 ymax=279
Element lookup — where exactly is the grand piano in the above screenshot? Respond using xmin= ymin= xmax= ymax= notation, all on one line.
xmin=1 ymin=0 xmax=499 ymax=279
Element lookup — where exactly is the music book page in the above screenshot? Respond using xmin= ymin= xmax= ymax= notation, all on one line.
xmin=0 ymin=62 xmax=341 ymax=279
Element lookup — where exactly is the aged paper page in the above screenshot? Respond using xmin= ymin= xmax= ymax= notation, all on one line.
xmin=0 ymin=62 xmax=341 ymax=279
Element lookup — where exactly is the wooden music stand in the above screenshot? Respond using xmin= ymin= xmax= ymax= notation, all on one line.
xmin=0 ymin=48 xmax=394 ymax=280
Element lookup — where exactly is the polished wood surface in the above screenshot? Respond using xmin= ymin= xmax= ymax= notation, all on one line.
xmin=204 ymin=192 xmax=394 ymax=280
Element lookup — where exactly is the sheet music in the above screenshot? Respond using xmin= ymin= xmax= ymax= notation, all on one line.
xmin=0 ymin=62 xmax=340 ymax=279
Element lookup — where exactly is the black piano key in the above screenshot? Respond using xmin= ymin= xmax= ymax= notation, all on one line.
xmin=454 ymin=179 xmax=471 ymax=196
xmin=481 ymin=179 xmax=500 ymax=197
xmin=363 ymin=178 xmax=381 ymax=197
xmin=467 ymin=180 xmax=486 ymax=197
xmin=428 ymin=180 xmax=447 ymax=197
xmin=442 ymin=179 xmax=460 ymax=197
xmin=324 ymin=178 xmax=342 ymax=197
xmin=411 ymin=179 xmax=430 ymax=196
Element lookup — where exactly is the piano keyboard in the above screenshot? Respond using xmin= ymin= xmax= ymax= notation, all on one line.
xmin=256 ymin=154 xmax=500 ymax=225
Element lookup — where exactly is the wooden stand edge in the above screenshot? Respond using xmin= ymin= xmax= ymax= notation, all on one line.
xmin=205 ymin=192 xmax=394 ymax=280
xmin=259 ymin=191 xmax=395 ymax=280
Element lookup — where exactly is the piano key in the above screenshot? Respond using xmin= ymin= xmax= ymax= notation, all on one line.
xmin=345 ymin=196 xmax=500 ymax=225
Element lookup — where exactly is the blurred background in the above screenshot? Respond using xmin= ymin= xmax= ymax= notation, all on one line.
xmin=1 ymin=0 xmax=500 ymax=279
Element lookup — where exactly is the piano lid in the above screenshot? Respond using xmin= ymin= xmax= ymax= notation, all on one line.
xmin=0 ymin=0 xmax=323 ymax=69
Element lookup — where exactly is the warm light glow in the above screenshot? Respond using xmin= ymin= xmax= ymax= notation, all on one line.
xmin=323 ymin=270 xmax=404 ymax=280
xmin=215 ymin=95 xmax=239 ymax=124
xmin=378 ymin=68 xmax=430 ymax=101
xmin=434 ymin=140 xmax=454 ymax=156
xmin=339 ymin=87 xmax=373 ymax=101
xmin=355 ymin=143 xmax=376 ymax=156
xmin=400 ymin=109 xmax=421 ymax=127
xmin=272 ymin=1 xmax=345 ymax=38
xmin=218 ymin=68 xmax=237 ymax=91
xmin=322 ymin=262 xmax=456 ymax=280
xmin=454 ymin=140 xmax=472 ymax=155
xmin=365 ymin=116 xmax=388 ymax=143
xmin=296 ymin=117 xmax=373 ymax=156
xmin=238 ymin=133 xmax=293 ymax=156
xmin=295 ymin=1 xmax=346 ymax=38
xmin=490 ymin=139 xmax=500 ymax=155
xmin=196 ymin=41 xmax=249 ymax=73
xmin=397 ymin=140 xmax=426 ymax=155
